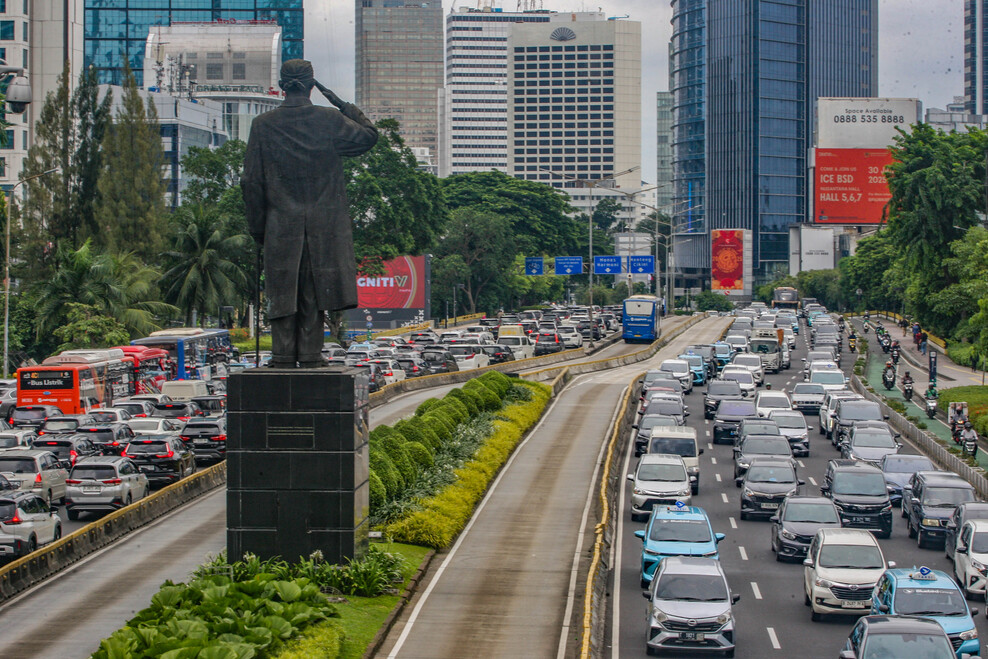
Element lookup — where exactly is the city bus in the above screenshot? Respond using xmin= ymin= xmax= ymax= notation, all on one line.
xmin=772 ymin=286 xmax=799 ymax=310
xmin=113 ymin=345 xmax=170 ymax=394
xmin=17 ymin=349 xmax=133 ymax=414
xmin=130 ymin=328 xmax=233 ymax=380
xmin=622 ymin=294 xmax=662 ymax=343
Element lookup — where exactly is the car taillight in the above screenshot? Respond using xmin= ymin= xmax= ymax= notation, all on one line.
xmin=121 ymin=448 xmax=129 ymax=457
xmin=70 ymin=449 xmax=78 ymax=465
xmin=180 ymin=436 xmax=190 ymax=442
xmin=136 ymin=414 xmax=146 ymax=418
xmin=156 ymin=449 xmax=175 ymax=458
xmin=101 ymin=478 xmax=122 ymax=485
xmin=65 ymin=479 xmax=81 ymax=484
xmin=37 ymin=430 xmax=45 ymax=435
xmin=412 ymin=366 xmax=419 ymax=372
xmin=383 ymin=371 xmax=393 ymax=377
xmin=213 ymin=434 xmax=227 ymax=441
xmin=6 ymin=511 xmax=22 ymax=524
xmin=111 ymin=441 xmax=119 ymax=446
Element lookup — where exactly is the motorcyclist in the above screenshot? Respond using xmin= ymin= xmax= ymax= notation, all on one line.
xmin=961 ymin=421 xmax=979 ymax=458
xmin=924 ymin=382 xmax=939 ymax=400
xmin=883 ymin=362 xmax=896 ymax=385
xmin=901 ymin=371 xmax=914 ymax=387
xmin=951 ymin=404 xmax=968 ymax=431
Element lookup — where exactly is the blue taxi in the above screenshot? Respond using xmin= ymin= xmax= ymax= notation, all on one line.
xmin=678 ymin=352 xmax=707 ymax=386
xmin=870 ymin=566 xmax=980 ymax=658
xmin=711 ymin=342 xmax=734 ymax=371
xmin=634 ymin=503 xmax=725 ymax=588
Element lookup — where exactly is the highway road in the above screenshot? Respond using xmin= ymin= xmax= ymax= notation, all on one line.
xmin=0 ymin=317 xmax=679 ymax=658
xmin=610 ymin=319 xmax=988 ymax=658
xmin=376 ymin=315 xmax=731 ymax=658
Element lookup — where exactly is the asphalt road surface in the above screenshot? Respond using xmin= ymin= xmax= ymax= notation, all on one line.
xmin=377 ymin=316 xmax=731 ymax=658
xmin=610 ymin=318 xmax=988 ymax=658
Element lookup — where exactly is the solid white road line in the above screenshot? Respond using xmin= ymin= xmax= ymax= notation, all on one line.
xmin=715 ymin=473 xmax=722 ymax=482
xmin=729 ymin=517 xmax=737 ymax=529
xmin=767 ymin=627 xmax=781 ymax=650
xmin=751 ymin=582 xmax=762 ymax=600
xmin=721 ymin=493 xmax=729 ymax=503
xmin=809 ymin=477 xmax=818 ymax=486
xmin=739 ymin=546 xmax=748 ymax=561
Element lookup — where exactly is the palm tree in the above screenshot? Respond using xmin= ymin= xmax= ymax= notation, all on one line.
xmin=162 ymin=204 xmax=250 ymax=326
xmin=32 ymin=240 xmax=176 ymax=338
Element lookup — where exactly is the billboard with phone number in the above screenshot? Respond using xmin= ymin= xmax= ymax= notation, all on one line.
xmin=814 ymin=148 xmax=894 ymax=224
xmin=711 ymin=229 xmax=745 ymax=292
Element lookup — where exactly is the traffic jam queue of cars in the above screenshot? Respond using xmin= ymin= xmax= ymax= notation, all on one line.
xmin=629 ymin=302 xmax=987 ymax=658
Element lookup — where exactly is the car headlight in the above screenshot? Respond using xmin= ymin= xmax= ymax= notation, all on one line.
xmin=780 ymin=529 xmax=797 ymax=540
xmin=814 ymin=577 xmax=834 ymax=588
xmin=677 ymin=488 xmax=691 ymax=497
xmin=742 ymin=487 xmax=754 ymax=498
xmin=972 ymin=559 xmax=986 ymax=571
xmin=960 ymin=628 xmax=979 ymax=641
xmin=652 ymin=608 xmax=668 ymax=623
xmin=881 ymin=505 xmax=892 ymax=513
xmin=644 ymin=548 xmax=660 ymax=557
xmin=786 ymin=487 xmax=798 ymax=497
xmin=716 ymin=613 xmax=731 ymax=625
xmin=633 ymin=487 xmax=645 ymax=495
xmin=921 ymin=518 xmax=942 ymax=527
xmin=701 ymin=550 xmax=718 ymax=557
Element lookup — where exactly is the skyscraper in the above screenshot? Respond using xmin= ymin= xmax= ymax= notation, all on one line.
xmin=356 ymin=0 xmax=443 ymax=161
xmin=670 ymin=0 xmax=877 ymax=294
xmin=84 ymin=1 xmax=303 ymax=86
xmin=655 ymin=91 xmax=674 ymax=212
xmin=506 ymin=14 xmax=642 ymax=226
xmin=966 ymin=0 xmax=988 ymax=114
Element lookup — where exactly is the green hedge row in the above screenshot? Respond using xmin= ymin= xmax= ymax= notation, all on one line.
xmin=368 ymin=371 xmax=517 ymax=508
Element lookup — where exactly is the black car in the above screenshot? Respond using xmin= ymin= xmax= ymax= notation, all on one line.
xmin=8 ymin=405 xmax=62 ymax=430
xmin=840 ymin=615 xmax=957 ymax=659
xmin=31 ymin=434 xmax=100 ymax=469
xmin=38 ymin=415 xmax=98 ymax=436
xmin=904 ymin=471 xmax=976 ymax=548
xmin=712 ymin=399 xmax=758 ymax=444
xmin=638 ymin=395 xmax=687 ymax=425
xmin=395 ymin=357 xmax=428 ymax=378
xmin=534 ymin=332 xmax=565 ymax=355
xmin=736 ymin=418 xmax=781 ymax=447
xmin=75 ymin=423 xmax=137 ymax=456
xmin=880 ymin=453 xmax=935 ymax=508
xmin=703 ymin=379 xmax=744 ymax=419
xmin=769 ymin=495 xmax=841 ymax=562
xmin=182 ymin=419 xmax=228 ymax=464
xmin=480 ymin=345 xmax=515 ymax=365
xmin=420 ymin=350 xmax=459 ymax=375
xmin=575 ymin=320 xmax=601 ymax=341
xmin=150 ymin=402 xmax=204 ymax=421
xmin=123 ymin=437 xmax=196 ymax=485
xmin=821 ymin=460 xmax=893 ymax=538
xmin=737 ymin=457 xmax=804 ymax=520
xmin=833 ymin=400 xmax=885 ymax=446
xmin=191 ymin=395 xmax=227 ymax=417
xmin=732 ymin=435 xmax=793 ymax=482
xmin=632 ymin=414 xmax=680 ymax=457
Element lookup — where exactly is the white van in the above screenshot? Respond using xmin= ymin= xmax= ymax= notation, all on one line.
xmin=159 ymin=380 xmax=210 ymax=401
xmin=647 ymin=426 xmax=702 ymax=494
xmin=496 ymin=324 xmax=527 ymax=338
xmin=497 ymin=335 xmax=534 ymax=360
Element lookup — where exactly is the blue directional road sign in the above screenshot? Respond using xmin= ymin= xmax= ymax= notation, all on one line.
xmin=628 ymin=255 xmax=655 ymax=274
xmin=554 ymin=256 xmax=584 ymax=275
xmin=525 ymin=257 xmax=544 ymax=275
xmin=593 ymin=255 xmax=622 ymax=275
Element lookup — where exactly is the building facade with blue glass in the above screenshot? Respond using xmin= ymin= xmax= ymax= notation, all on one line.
xmin=85 ymin=0 xmax=302 ymax=86
xmin=670 ymin=0 xmax=877 ymax=294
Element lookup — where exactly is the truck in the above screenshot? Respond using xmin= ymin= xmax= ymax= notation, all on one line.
xmin=772 ymin=286 xmax=799 ymax=310
xmin=749 ymin=328 xmax=783 ymax=373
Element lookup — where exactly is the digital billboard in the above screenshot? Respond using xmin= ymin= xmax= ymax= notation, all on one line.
xmin=813 ymin=148 xmax=893 ymax=225
xmin=344 ymin=255 xmax=431 ymax=329
xmin=711 ymin=229 xmax=745 ymax=292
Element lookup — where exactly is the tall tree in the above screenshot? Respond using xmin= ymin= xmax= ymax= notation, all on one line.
xmin=73 ymin=66 xmax=113 ymax=242
xmin=181 ymin=140 xmax=247 ymax=205
xmin=94 ymin=68 xmax=166 ymax=262
xmin=432 ymin=208 xmax=515 ymax=314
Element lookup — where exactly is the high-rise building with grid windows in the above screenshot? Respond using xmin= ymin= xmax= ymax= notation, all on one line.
xmin=84 ymin=1 xmax=303 ymax=87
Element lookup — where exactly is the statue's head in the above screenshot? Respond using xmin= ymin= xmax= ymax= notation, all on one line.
xmin=279 ymin=59 xmax=314 ymax=95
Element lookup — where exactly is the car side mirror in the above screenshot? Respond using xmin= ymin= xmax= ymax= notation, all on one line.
xmin=798 ymin=479 xmax=806 ymax=486
xmin=634 ymin=530 xmax=646 ymax=540
xmin=732 ymin=446 xmax=740 ymax=453
xmin=946 ymin=521 xmax=957 ymax=530
xmin=883 ymin=415 xmax=890 ymax=420
xmin=715 ymin=532 xmax=725 ymax=543
xmin=887 ymin=561 xmax=896 ymax=568
xmin=878 ymin=603 xmax=890 ymax=613
xmin=731 ymin=592 xmax=741 ymax=604
xmin=632 ymin=424 xmax=639 ymax=430
xmin=642 ymin=590 xmax=652 ymax=600
xmin=689 ymin=475 xmax=697 ymax=482
xmin=627 ymin=473 xmax=635 ymax=482
xmin=972 ymin=608 xmax=981 ymax=617
xmin=735 ymin=476 xmax=743 ymax=486
xmin=803 ymin=558 xmax=814 ymax=567
xmin=820 ymin=485 xmax=830 ymax=493
xmin=698 ymin=448 xmax=704 ymax=455
xmin=958 ymin=544 xmax=969 ymax=554
xmin=741 ymin=391 xmax=748 ymax=397
xmin=839 ymin=650 xmax=856 ymax=659
xmin=770 ymin=515 xmax=780 ymax=523
xmin=684 ymin=412 xmax=690 ymax=418
xmin=896 ymin=443 xmax=902 ymax=449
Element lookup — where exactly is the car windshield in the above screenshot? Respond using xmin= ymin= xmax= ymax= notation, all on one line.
xmin=893 ymin=587 xmax=967 ymax=617
xmin=639 ymin=463 xmax=687 ymax=482
xmin=743 ymin=422 xmax=779 ymax=435
xmin=743 ymin=439 xmax=791 ymax=455
xmin=747 ymin=465 xmax=796 ymax=483
xmin=735 ymin=356 xmax=761 ymax=367
xmin=660 ymin=363 xmax=687 ymax=374
xmin=44 ymin=420 xmax=78 ymax=431
xmin=421 ymin=353 xmax=445 ymax=363
xmin=639 ymin=416 xmax=677 ymax=433
xmin=0 ymin=459 xmax=37 ymax=473
xmin=70 ymin=465 xmax=117 ymax=480
xmin=970 ymin=532 xmax=988 ymax=554
xmin=758 ymin=397 xmax=789 ymax=408
xmin=750 ymin=341 xmax=778 ymax=354
xmin=811 ymin=372 xmax=845 ymax=385
xmin=126 ymin=442 xmax=169 ymax=454
xmin=793 ymin=384 xmax=826 ymax=396
xmin=832 ymin=472 xmax=887 ymax=496
xmin=852 ymin=431 xmax=896 ymax=448
xmin=0 ymin=435 xmax=20 ymax=448
xmin=681 ymin=355 xmax=703 ymax=368
xmin=12 ymin=409 xmax=47 ymax=420
xmin=708 ymin=382 xmax=741 ymax=395
xmin=649 ymin=518 xmax=712 ymax=543
xmin=883 ymin=456 xmax=934 ymax=473
xmin=650 ymin=401 xmax=683 ymax=415
xmin=649 ymin=437 xmax=696 ymax=458
xmin=90 ymin=412 xmax=119 ymax=423
xmin=153 ymin=407 xmax=190 ymax=418
xmin=842 ymin=404 xmax=881 ymax=421
xmin=784 ymin=502 xmax=840 ymax=523
xmin=922 ymin=486 xmax=976 ymax=508
xmin=184 ymin=424 xmax=220 ymax=434
xmin=719 ymin=401 xmax=757 ymax=416
xmin=723 ymin=371 xmax=754 ymax=384
xmin=129 ymin=421 xmax=166 ymax=431
xmin=654 ymin=574 xmax=727 ymax=602
xmin=860 ymin=632 xmax=954 ymax=659
xmin=773 ymin=415 xmax=805 ymax=430
xmin=818 ymin=544 xmax=884 ymax=569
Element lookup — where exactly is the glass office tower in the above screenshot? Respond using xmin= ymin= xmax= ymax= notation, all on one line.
xmin=965 ymin=0 xmax=988 ymax=114
xmin=671 ymin=0 xmax=877 ymax=292
xmin=85 ymin=1 xmax=303 ymax=86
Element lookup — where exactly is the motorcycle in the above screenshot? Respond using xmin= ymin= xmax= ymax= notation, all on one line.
xmin=880 ymin=336 xmax=891 ymax=353
xmin=903 ymin=381 xmax=913 ymax=401
xmin=891 ymin=347 xmax=900 ymax=364
xmin=925 ymin=397 xmax=937 ymax=419
xmin=882 ymin=370 xmax=896 ymax=391
xmin=863 ymin=323 xmax=870 ymax=334
xmin=848 ymin=337 xmax=857 ymax=352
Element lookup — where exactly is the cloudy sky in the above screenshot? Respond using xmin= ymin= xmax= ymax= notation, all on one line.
xmin=305 ymin=0 xmax=962 ymax=181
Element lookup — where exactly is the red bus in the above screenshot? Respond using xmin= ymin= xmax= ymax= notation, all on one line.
xmin=113 ymin=345 xmax=169 ymax=394
xmin=18 ymin=349 xmax=133 ymax=414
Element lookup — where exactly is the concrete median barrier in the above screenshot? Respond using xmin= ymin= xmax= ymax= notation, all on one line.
xmin=0 ymin=462 xmax=226 ymax=603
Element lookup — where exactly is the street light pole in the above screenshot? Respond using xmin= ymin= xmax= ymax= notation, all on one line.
xmin=4 ymin=167 xmax=57 ymax=378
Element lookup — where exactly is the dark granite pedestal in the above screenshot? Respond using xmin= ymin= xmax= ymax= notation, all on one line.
xmin=226 ymin=367 xmax=370 ymax=564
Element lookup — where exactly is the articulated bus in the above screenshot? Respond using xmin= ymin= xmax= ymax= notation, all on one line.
xmin=622 ymin=294 xmax=662 ymax=343
xmin=17 ymin=349 xmax=133 ymax=414
xmin=130 ymin=328 xmax=233 ymax=380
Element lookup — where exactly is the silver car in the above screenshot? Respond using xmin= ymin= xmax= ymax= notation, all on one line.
xmin=126 ymin=418 xmax=185 ymax=437
xmin=644 ymin=556 xmax=740 ymax=656
xmin=627 ymin=454 xmax=693 ymax=522
xmin=0 ymin=449 xmax=68 ymax=505
xmin=65 ymin=456 xmax=149 ymax=520
xmin=0 ymin=490 xmax=62 ymax=557
xmin=0 ymin=429 xmax=37 ymax=450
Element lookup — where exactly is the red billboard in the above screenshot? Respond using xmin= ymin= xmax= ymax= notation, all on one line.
xmin=711 ymin=229 xmax=744 ymax=291
xmin=814 ymin=148 xmax=894 ymax=224
xmin=356 ymin=255 xmax=428 ymax=309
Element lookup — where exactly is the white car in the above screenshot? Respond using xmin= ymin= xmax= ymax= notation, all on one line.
xmin=626 ymin=453 xmax=692 ymax=521
xmin=953 ymin=519 xmax=988 ymax=598
xmin=0 ymin=490 xmax=62 ymax=557
xmin=126 ymin=418 xmax=185 ymax=437
xmin=731 ymin=354 xmax=765 ymax=385
xmin=439 ymin=331 xmax=463 ymax=344
xmin=449 ymin=345 xmax=490 ymax=370
xmin=803 ymin=528 xmax=891 ymax=621
xmin=0 ymin=429 xmax=37 ymax=450
xmin=720 ymin=366 xmax=756 ymax=396
xmin=556 ymin=325 xmax=584 ymax=349
xmin=755 ymin=391 xmax=792 ymax=418
xmin=767 ymin=409 xmax=810 ymax=456
xmin=658 ymin=359 xmax=693 ymax=393
xmin=367 ymin=359 xmax=406 ymax=384
xmin=497 ymin=335 xmax=535 ymax=360
xmin=809 ymin=368 xmax=849 ymax=392
xmin=89 ymin=408 xmax=135 ymax=424
xmin=725 ymin=335 xmax=749 ymax=353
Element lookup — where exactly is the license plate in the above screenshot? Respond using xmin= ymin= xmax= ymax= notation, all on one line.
xmin=82 ymin=487 xmax=100 ymax=494
xmin=679 ymin=632 xmax=705 ymax=641
xmin=195 ymin=440 xmax=212 ymax=446
xmin=140 ymin=466 xmax=154 ymax=472
xmin=841 ymin=601 xmax=867 ymax=609
xmin=762 ymin=503 xmax=779 ymax=510
xmin=851 ymin=516 xmax=870 ymax=524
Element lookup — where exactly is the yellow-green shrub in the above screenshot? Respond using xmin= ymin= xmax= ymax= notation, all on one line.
xmin=270 ymin=620 xmax=343 ymax=659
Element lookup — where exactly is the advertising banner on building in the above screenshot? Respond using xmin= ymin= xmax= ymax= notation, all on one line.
xmin=813 ymin=148 xmax=893 ymax=225
xmin=816 ymin=98 xmax=921 ymax=149
xmin=344 ymin=255 xmax=431 ymax=329
xmin=711 ymin=229 xmax=745 ymax=292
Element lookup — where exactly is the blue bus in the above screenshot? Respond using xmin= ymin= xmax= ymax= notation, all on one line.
xmin=131 ymin=328 xmax=234 ymax=380
xmin=623 ymin=295 xmax=662 ymax=343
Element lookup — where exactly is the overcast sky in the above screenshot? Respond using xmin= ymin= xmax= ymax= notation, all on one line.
xmin=305 ymin=0 xmax=962 ymax=181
